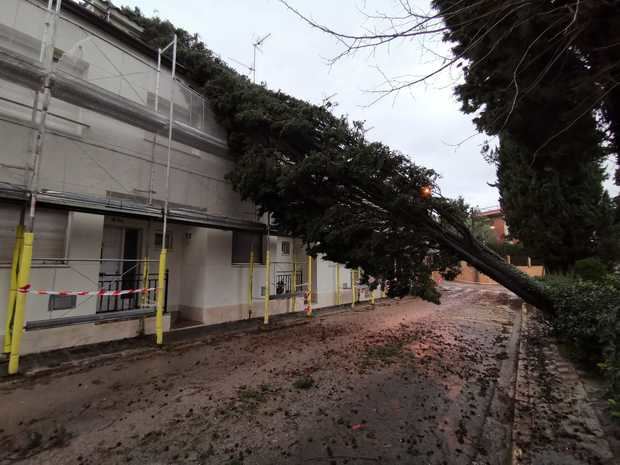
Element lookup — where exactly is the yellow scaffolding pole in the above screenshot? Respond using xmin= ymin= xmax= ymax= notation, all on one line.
xmin=8 ymin=232 xmax=34 ymax=375
xmin=306 ymin=256 xmax=313 ymax=317
xmin=358 ymin=267 xmax=362 ymax=302
xmin=3 ymin=225 xmax=24 ymax=354
xmin=140 ymin=255 xmax=149 ymax=307
xmin=351 ymin=269 xmax=357 ymax=308
xmin=264 ymin=248 xmax=271 ymax=324
xmin=155 ymin=248 xmax=167 ymax=345
xmin=336 ymin=263 xmax=341 ymax=306
xmin=291 ymin=261 xmax=297 ymax=313
xmin=248 ymin=250 xmax=254 ymax=318
xmin=7 ymin=1 xmax=60 ymax=373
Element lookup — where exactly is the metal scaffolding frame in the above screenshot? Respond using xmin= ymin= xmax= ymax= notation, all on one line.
xmin=0 ymin=0 xmax=259 ymax=374
xmin=155 ymin=34 xmax=177 ymax=346
xmin=0 ymin=45 xmax=227 ymax=155
xmin=5 ymin=0 xmax=63 ymax=375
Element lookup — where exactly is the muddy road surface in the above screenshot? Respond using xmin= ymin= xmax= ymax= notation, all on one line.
xmin=1 ymin=285 xmax=521 ymax=465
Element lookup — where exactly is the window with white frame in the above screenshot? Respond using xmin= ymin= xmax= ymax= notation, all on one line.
xmin=0 ymin=204 xmax=69 ymax=264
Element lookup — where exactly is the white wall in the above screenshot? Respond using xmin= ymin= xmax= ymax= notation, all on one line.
xmin=0 ymin=212 xmax=103 ymax=335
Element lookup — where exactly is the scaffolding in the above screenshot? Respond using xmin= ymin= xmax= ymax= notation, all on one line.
xmin=0 ymin=0 xmax=366 ymax=375
xmin=0 ymin=0 xmax=237 ymax=373
xmin=5 ymin=0 xmax=62 ymax=375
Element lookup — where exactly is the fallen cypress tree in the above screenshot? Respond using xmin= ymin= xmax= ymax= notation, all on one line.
xmin=121 ymin=7 xmax=553 ymax=312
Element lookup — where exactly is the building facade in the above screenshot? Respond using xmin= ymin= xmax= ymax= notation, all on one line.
xmin=0 ymin=0 xmax=366 ymax=357
xmin=475 ymin=207 xmax=509 ymax=243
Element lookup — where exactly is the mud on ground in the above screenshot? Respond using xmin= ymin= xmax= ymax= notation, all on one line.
xmin=0 ymin=285 xmax=605 ymax=465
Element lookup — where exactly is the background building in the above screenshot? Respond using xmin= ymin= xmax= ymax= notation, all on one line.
xmin=475 ymin=206 xmax=510 ymax=243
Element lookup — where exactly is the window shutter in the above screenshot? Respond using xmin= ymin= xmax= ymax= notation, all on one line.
xmin=0 ymin=204 xmax=21 ymax=262
xmin=0 ymin=205 xmax=68 ymax=263
xmin=32 ymin=209 xmax=69 ymax=260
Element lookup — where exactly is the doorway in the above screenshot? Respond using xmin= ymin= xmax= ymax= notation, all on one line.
xmin=98 ymin=225 xmax=143 ymax=312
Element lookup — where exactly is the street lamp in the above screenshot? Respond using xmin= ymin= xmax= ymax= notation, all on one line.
xmin=420 ymin=185 xmax=432 ymax=199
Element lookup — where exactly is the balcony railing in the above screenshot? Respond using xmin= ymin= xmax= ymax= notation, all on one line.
xmin=275 ymin=271 xmax=303 ymax=295
xmin=97 ymin=270 xmax=168 ymax=313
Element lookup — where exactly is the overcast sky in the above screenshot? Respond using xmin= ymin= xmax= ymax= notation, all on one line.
xmin=118 ymin=0 xmax=618 ymax=207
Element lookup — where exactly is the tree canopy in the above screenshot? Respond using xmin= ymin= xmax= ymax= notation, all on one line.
xmin=433 ymin=0 xmax=618 ymax=271
xmin=120 ymin=6 xmax=553 ymax=311
xmin=278 ymin=0 xmax=619 ymax=271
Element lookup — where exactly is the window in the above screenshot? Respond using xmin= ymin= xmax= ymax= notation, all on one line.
xmin=232 ymin=231 xmax=264 ymax=264
xmin=281 ymin=241 xmax=291 ymax=256
xmin=0 ymin=204 xmax=69 ymax=263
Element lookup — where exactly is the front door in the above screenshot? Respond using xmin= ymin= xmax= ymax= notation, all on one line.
xmin=99 ymin=226 xmax=142 ymax=312
xmin=121 ymin=228 xmax=140 ymax=290
xmin=100 ymin=226 xmax=123 ymax=276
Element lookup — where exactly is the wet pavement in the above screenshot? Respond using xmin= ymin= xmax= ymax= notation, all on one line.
xmin=0 ymin=285 xmax=529 ymax=464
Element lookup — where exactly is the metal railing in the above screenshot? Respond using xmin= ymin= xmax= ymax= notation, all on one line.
xmin=275 ymin=270 xmax=303 ymax=295
xmin=97 ymin=270 xmax=167 ymax=313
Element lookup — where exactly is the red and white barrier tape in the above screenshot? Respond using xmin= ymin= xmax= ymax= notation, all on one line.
xmin=17 ymin=285 xmax=157 ymax=297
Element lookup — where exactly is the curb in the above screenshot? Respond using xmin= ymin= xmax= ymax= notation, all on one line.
xmin=510 ymin=303 xmax=529 ymax=465
xmin=472 ymin=301 xmax=524 ymax=465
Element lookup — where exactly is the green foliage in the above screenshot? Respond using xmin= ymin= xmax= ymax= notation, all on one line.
xmin=467 ymin=209 xmax=497 ymax=246
xmin=364 ymin=342 xmax=404 ymax=364
xmin=486 ymin=241 xmax=525 ymax=258
xmin=292 ymin=376 xmax=314 ymax=390
xmin=607 ymin=398 xmax=620 ymax=419
xmin=574 ymin=258 xmax=609 ymax=283
xmin=595 ymin=192 xmax=620 ymax=269
xmin=120 ymin=6 xmax=467 ymax=303
xmin=542 ymin=274 xmax=620 ymax=408
xmin=118 ymin=5 xmax=554 ymax=311
xmin=434 ymin=1 xmax=617 ymax=273
xmin=232 ymin=384 xmax=275 ymax=413
xmin=495 ymin=135 xmax=608 ymax=272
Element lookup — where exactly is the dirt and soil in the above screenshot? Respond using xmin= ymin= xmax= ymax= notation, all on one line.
xmin=0 ymin=283 xmax=615 ymax=465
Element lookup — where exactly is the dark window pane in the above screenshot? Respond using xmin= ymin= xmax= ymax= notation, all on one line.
xmin=232 ymin=231 xmax=263 ymax=264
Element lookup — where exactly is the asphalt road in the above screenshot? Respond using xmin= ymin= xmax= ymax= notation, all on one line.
xmin=0 ymin=284 xmax=522 ymax=465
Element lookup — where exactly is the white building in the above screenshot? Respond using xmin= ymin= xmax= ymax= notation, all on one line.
xmin=0 ymin=0 xmax=367 ymax=357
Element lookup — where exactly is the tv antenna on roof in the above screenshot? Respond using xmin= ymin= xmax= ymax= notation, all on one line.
xmin=321 ymin=92 xmax=338 ymax=107
xmin=251 ymin=33 xmax=271 ymax=83
xmin=228 ymin=56 xmax=254 ymax=78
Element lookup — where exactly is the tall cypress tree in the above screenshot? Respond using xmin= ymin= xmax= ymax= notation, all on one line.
xmin=433 ymin=0 xmax=615 ymax=271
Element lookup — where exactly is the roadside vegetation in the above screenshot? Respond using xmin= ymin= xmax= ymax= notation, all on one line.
xmin=540 ymin=259 xmax=620 ymax=418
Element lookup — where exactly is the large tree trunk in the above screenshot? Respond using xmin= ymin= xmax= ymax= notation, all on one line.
xmin=424 ymin=218 xmax=554 ymax=313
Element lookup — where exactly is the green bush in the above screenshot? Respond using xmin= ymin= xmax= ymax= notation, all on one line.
xmin=574 ymin=257 xmax=609 ymax=282
xmin=542 ymin=274 xmax=620 ymax=414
